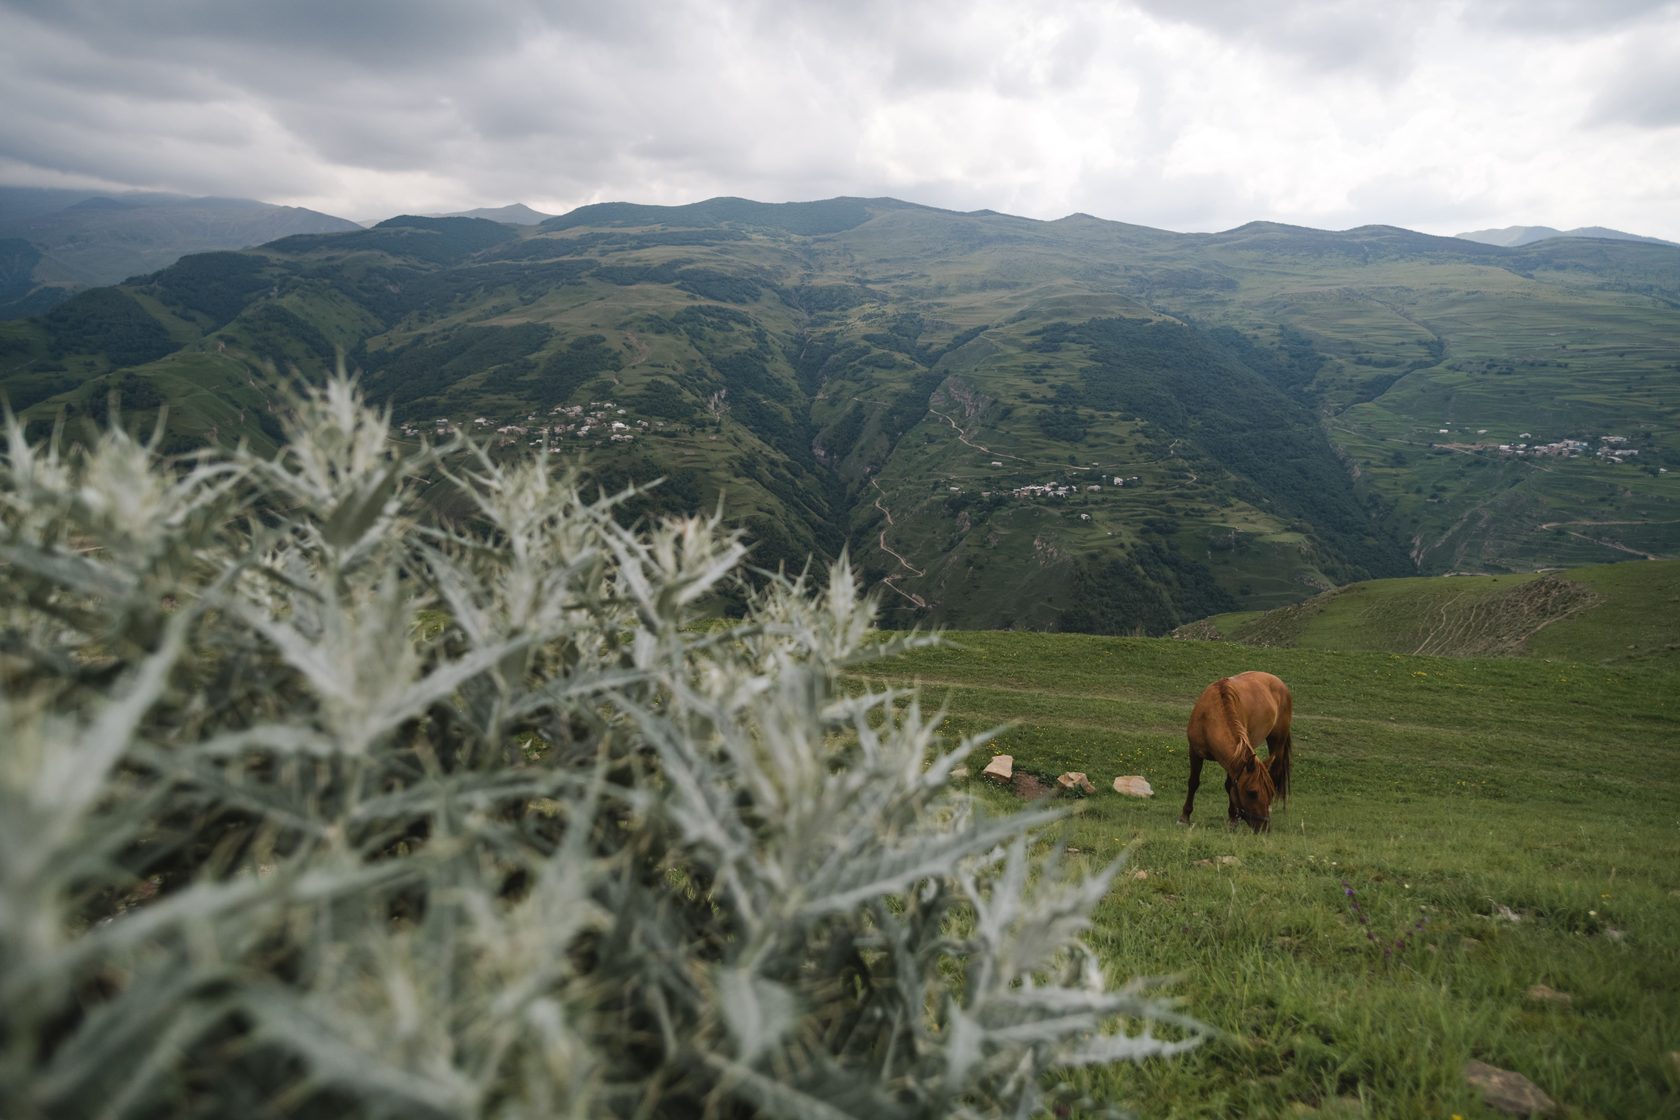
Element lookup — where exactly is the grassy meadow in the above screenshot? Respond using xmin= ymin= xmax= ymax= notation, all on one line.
xmin=856 ymin=629 xmax=1680 ymax=1118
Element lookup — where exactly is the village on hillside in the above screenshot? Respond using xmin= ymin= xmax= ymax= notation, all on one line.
xmin=400 ymin=401 xmax=660 ymax=446
xmin=1006 ymin=474 xmax=1143 ymax=500
xmin=1435 ymin=429 xmax=1654 ymax=467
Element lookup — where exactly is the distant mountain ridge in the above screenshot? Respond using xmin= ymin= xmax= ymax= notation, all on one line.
xmin=1455 ymin=224 xmax=1677 ymax=248
xmin=0 ymin=186 xmax=359 ymax=316
xmin=3 ymin=195 xmax=1676 ymax=633
xmin=351 ymin=204 xmax=557 ymax=227
xmin=435 ymin=203 xmax=554 ymax=225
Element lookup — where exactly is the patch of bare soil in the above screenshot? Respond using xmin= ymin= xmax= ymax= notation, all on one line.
xmin=1009 ymin=771 xmax=1056 ymax=800
xmin=1421 ymin=574 xmax=1603 ymax=657
xmin=1170 ymin=619 xmax=1225 ymax=642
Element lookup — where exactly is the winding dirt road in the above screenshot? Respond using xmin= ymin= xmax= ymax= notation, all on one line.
xmin=870 ymin=479 xmax=929 ymax=608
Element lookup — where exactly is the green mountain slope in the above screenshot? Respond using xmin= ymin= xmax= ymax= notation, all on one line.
xmin=1181 ymin=557 xmax=1680 ymax=664
xmin=3 ymin=198 xmax=1677 ymax=632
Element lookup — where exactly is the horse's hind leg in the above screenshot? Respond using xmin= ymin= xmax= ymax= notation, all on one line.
xmin=1179 ymin=752 xmax=1205 ymax=825
xmin=1267 ymin=727 xmax=1293 ymax=805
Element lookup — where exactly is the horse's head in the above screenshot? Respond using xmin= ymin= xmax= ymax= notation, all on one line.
xmin=1230 ymin=755 xmax=1276 ymax=832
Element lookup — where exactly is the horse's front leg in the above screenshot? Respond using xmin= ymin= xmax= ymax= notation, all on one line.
xmin=1179 ymin=753 xmax=1205 ymax=824
xmin=1224 ymin=775 xmax=1240 ymax=829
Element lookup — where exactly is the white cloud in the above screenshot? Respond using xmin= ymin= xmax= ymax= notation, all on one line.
xmin=0 ymin=0 xmax=1676 ymax=239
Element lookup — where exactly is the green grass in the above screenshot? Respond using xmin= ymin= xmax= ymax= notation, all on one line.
xmin=1526 ymin=560 xmax=1680 ymax=664
xmin=856 ymin=631 xmax=1680 ymax=1118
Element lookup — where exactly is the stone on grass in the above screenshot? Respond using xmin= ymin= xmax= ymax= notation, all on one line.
xmin=981 ymin=754 xmax=1013 ymax=782
xmin=1464 ymin=1060 xmax=1557 ymax=1116
xmin=1056 ymin=771 xmax=1097 ymax=794
xmin=1112 ymin=775 xmax=1154 ymax=798
xmin=1524 ymin=984 xmax=1572 ymax=1008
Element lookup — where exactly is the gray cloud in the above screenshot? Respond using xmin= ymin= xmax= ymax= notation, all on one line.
xmin=6 ymin=0 xmax=530 ymax=68
xmin=1586 ymin=43 xmax=1680 ymax=127
xmin=1467 ymin=0 xmax=1680 ymax=35
xmin=1127 ymin=0 xmax=1424 ymax=81
xmin=0 ymin=0 xmax=1676 ymax=240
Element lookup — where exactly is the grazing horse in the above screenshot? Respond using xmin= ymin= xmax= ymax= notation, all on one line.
xmin=1179 ymin=671 xmax=1293 ymax=832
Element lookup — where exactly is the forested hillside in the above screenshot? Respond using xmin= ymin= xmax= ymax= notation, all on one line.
xmin=3 ymin=198 xmax=1676 ymax=631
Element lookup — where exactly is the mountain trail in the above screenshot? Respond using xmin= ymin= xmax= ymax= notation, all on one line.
xmin=1537 ymin=518 xmax=1667 ymax=559
xmin=869 ymin=478 xmax=929 ymax=609
xmin=927 ymin=406 xmax=1026 ymax=462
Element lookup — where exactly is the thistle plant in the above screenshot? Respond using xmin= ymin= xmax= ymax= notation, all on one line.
xmin=0 ymin=375 xmax=1206 ymax=1119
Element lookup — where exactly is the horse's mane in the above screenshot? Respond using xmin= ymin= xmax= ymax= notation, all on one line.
xmin=1213 ymin=679 xmax=1249 ymax=752
xmin=1216 ymin=678 xmax=1276 ymax=796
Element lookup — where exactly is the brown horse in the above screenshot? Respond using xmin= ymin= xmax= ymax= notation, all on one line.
xmin=1179 ymin=671 xmax=1293 ymax=832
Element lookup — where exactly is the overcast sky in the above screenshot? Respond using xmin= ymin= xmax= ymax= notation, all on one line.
xmin=2 ymin=0 xmax=1677 ymax=239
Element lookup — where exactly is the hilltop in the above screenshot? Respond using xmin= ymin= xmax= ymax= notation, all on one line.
xmin=2 ymin=197 xmax=1676 ymax=631
xmin=1179 ymin=558 xmax=1680 ymax=664
xmin=432 ymin=202 xmax=555 ymax=225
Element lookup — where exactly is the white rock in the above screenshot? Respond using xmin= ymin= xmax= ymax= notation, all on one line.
xmin=1056 ymin=771 xmax=1097 ymax=794
xmin=1464 ymin=1060 xmax=1557 ymax=1116
xmin=1112 ymin=775 xmax=1154 ymax=798
xmin=982 ymin=754 xmax=1013 ymax=781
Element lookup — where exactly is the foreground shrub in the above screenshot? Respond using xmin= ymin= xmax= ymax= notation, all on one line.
xmin=0 ymin=377 xmax=1205 ymax=1119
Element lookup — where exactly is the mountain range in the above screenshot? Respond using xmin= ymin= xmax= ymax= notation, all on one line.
xmin=2 ymin=195 xmax=1675 ymax=632
xmin=0 ymin=187 xmax=360 ymax=316
xmin=1455 ymin=224 xmax=1678 ymax=249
